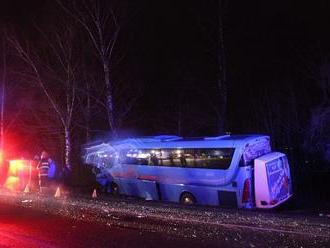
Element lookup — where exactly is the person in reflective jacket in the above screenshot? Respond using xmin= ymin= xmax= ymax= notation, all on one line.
xmin=37 ymin=151 xmax=51 ymax=193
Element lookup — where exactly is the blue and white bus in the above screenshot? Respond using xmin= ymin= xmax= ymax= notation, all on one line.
xmin=84 ymin=135 xmax=293 ymax=209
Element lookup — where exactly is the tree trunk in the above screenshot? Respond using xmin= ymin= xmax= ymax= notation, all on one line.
xmin=64 ymin=127 xmax=71 ymax=170
xmin=217 ymin=0 xmax=227 ymax=134
xmin=102 ymin=58 xmax=117 ymax=137
xmin=85 ymin=80 xmax=91 ymax=142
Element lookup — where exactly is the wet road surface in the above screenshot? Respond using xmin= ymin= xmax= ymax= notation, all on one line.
xmin=0 ymin=190 xmax=329 ymax=248
xmin=0 ymin=203 xmax=205 ymax=248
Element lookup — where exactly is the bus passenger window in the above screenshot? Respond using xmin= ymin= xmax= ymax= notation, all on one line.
xmin=206 ymin=149 xmax=234 ymax=169
xmin=160 ymin=150 xmax=173 ymax=167
xmin=183 ymin=149 xmax=195 ymax=167
xmin=183 ymin=148 xmax=234 ymax=169
xmin=180 ymin=154 xmax=187 ymax=166
xmin=158 ymin=149 xmax=182 ymax=167
xmin=120 ymin=150 xmax=149 ymax=165
xmin=149 ymin=153 xmax=159 ymax=165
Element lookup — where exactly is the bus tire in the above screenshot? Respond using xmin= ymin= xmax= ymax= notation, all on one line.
xmin=110 ymin=183 xmax=120 ymax=197
xmin=180 ymin=192 xmax=196 ymax=205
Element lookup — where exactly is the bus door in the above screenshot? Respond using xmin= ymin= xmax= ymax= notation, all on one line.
xmin=116 ymin=149 xmax=160 ymax=198
xmin=136 ymin=165 xmax=160 ymax=201
xmin=112 ymin=162 xmax=139 ymax=196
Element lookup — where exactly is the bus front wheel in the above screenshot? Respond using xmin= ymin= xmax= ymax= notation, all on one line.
xmin=110 ymin=183 xmax=120 ymax=197
xmin=180 ymin=192 xmax=196 ymax=205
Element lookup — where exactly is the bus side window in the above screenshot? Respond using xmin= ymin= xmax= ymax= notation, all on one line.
xmin=160 ymin=150 xmax=171 ymax=166
xmin=159 ymin=149 xmax=182 ymax=167
xmin=173 ymin=150 xmax=184 ymax=167
xmin=186 ymin=148 xmax=234 ymax=169
xmin=119 ymin=150 xmax=146 ymax=165
xmin=193 ymin=149 xmax=208 ymax=168
xmin=183 ymin=149 xmax=195 ymax=167
xmin=180 ymin=154 xmax=187 ymax=167
xmin=148 ymin=153 xmax=159 ymax=166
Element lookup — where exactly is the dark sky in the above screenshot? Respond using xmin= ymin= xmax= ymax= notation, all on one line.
xmin=1 ymin=0 xmax=329 ymax=137
xmin=2 ymin=0 xmax=327 ymax=87
xmin=0 ymin=0 xmax=44 ymax=24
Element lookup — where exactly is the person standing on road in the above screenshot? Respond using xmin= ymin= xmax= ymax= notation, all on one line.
xmin=30 ymin=155 xmax=40 ymax=192
xmin=37 ymin=151 xmax=51 ymax=193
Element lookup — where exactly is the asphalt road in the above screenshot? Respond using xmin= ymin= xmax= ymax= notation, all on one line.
xmin=0 ymin=203 xmax=205 ymax=248
xmin=0 ymin=191 xmax=329 ymax=248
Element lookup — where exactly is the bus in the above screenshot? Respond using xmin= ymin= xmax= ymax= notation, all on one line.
xmin=84 ymin=135 xmax=293 ymax=209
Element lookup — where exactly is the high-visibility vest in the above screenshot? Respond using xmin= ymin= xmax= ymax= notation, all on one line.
xmin=38 ymin=159 xmax=50 ymax=177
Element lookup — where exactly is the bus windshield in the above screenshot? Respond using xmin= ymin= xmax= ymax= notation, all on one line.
xmin=120 ymin=148 xmax=235 ymax=170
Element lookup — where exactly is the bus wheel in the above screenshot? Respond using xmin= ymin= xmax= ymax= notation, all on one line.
xmin=180 ymin=192 xmax=196 ymax=205
xmin=110 ymin=183 xmax=120 ymax=197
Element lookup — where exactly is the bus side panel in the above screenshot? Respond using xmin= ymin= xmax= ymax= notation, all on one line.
xmin=138 ymin=180 xmax=160 ymax=200
xmin=159 ymin=183 xmax=243 ymax=207
xmin=111 ymin=163 xmax=252 ymax=208
xmin=119 ymin=178 xmax=140 ymax=196
xmin=110 ymin=164 xmax=139 ymax=196
xmin=136 ymin=165 xmax=159 ymax=200
xmin=111 ymin=165 xmax=253 ymax=209
xmin=137 ymin=166 xmax=245 ymax=207
xmin=156 ymin=183 xmax=182 ymax=203
xmin=158 ymin=184 xmax=219 ymax=205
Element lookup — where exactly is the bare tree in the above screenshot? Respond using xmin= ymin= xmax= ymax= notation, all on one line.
xmin=293 ymin=44 xmax=330 ymax=164
xmin=9 ymin=23 xmax=80 ymax=171
xmin=78 ymin=72 xmax=106 ymax=142
xmin=56 ymin=0 xmax=135 ymax=138
xmin=189 ymin=0 xmax=228 ymax=133
xmin=216 ymin=0 xmax=228 ymax=133
xmin=305 ymin=59 xmax=330 ymax=159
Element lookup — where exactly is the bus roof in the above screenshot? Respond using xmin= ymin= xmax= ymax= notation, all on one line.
xmin=105 ymin=134 xmax=270 ymax=150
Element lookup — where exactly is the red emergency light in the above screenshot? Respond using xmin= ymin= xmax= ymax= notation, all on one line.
xmin=3 ymin=160 xmax=37 ymax=191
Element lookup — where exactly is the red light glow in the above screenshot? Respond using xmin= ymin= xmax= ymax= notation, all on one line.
xmin=4 ymin=176 xmax=20 ymax=191
xmin=4 ymin=160 xmax=35 ymax=191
